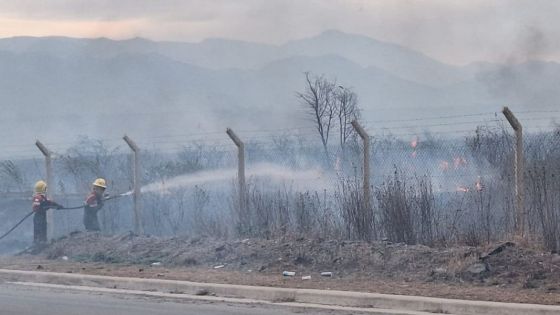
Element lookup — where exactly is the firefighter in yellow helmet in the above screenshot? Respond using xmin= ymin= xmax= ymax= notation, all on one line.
xmin=83 ymin=178 xmax=107 ymax=231
xmin=32 ymin=180 xmax=62 ymax=245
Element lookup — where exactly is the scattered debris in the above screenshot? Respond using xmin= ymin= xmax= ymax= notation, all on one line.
xmin=283 ymin=271 xmax=296 ymax=276
xmin=169 ymin=289 xmax=184 ymax=294
xmin=61 ymin=256 xmax=69 ymax=261
xmin=466 ymin=263 xmax=489 ymax=275
xmin=35 ymin=233 xmax=560 ymax=294
xmin=320 ymin=272 xmax=333 ymax=277
xmin=301 ymin=275 xmax=311 ymax=280
xmin=36 ymin=265 xmax=43 ymax=270
xmin=480 ymin=242 xmax=515 ymax=261
xmin=151 ymin=262 xmax=162 ymax=266
xmin=433 ymin=267 xmax=447 ymax=274
xmin=272 ymin=296 xmax=296 ymax=303
xmin=429 ymin=267 xmax=450 ymax=281
xmin=213 ymin=264 xmax=225 ymax=269
xmin=195 ymin=288 xmax=210 ymax=296
xmin=293 ymin=255 xmax=312 ymax=265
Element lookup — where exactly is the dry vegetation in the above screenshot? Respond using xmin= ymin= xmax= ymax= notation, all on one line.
xmin=0 ymin=126 xmax=559 ymax=252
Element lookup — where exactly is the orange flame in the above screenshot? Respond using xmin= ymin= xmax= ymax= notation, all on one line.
xmin=475 ymin=177 xmax=484 ymax=192
xmin=410 ymin=136 xmax=419 ymax=149
xmin=457 ymin=185 xmax=470 ymax=193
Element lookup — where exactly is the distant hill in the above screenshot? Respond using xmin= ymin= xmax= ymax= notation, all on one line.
xmin=0 ymin=31 xmax=467 ymax=86
xmin=0 ymin=30 xmax=558 ymax=157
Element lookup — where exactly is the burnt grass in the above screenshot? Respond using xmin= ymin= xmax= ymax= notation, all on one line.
xmin=41 ymin=231 xmax=560 ymax=293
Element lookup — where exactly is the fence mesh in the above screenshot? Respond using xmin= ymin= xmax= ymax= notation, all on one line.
xmin=0 ymin=114 xmax=559 ymax=251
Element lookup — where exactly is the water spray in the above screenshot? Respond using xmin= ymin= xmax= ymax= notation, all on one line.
xmin=133 ymin=163 xmax=329 ymax=195
xmin=0 ymin=164 xmax=327 ymax=241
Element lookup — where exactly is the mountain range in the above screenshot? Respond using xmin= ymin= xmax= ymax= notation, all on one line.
xmin=0 ymin=29 xmax=558 ymax=157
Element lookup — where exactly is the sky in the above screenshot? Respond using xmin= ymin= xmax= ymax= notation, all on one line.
xmin=0 ymin=0 xmax=559 ymax=65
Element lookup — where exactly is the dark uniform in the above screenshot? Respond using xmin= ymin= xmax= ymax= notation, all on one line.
xmin=31 ymin=193 xmax=61 ymax=244
xmin=84 ymin=192 xmax=104 ymax=231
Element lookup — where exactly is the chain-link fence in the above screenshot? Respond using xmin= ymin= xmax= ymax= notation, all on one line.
xmin=371 ymin=122 xmax=516 ymax=246
xmin=0 ymin=112 xmax=559 ymax=252
xmin=524 ymin=129 xmax=560 ymax=252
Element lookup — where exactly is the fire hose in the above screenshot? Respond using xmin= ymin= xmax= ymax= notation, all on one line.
xmin=57 ymin=193 xmax=128 ymax=210
xmin=0 ymin=192 xmax=129 ymax=241
xmin=0 ymin=211 xmax=34 ymax=241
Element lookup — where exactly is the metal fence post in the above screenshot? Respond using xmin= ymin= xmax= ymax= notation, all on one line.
xmin=351 ymin=120 xmax=371 ymax=214
xmin=35 ymin=140 xmax=55 ymax=241
xmin=123 ymin=135 xmax=143 ymax=234
xmin=226 ymin=128 xmax=246 ymax=217
xmin=502 ymin=106 xmax=525 ymax=238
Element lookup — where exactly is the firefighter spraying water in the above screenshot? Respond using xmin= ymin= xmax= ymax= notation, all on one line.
xmin=0 ymin=179 xmax=130 ymax=245
xmin=0 ymin=164 xmax=326 ymax=246
xmin=31 ymin=180 xmax=63 ymax=246
xmin=83 ymin=178 xmax=107 ymax=232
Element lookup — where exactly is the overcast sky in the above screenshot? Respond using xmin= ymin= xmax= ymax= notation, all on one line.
xmin=0 ymin=0 xmax=558 ymax=65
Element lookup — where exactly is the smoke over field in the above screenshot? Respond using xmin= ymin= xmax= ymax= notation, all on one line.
xmin=0 ymin=119 xmax=559 ymax=253
xmin=0 ymin=24 xmax=559 ymax=256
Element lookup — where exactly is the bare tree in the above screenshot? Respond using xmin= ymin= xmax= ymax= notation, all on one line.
xmin=296 ymin=72 xmax=337 ymax=161
xmin=0 ymin=160 xmax=25 ymax=192
xmin=335 ymin=86 xmax=360 ymax=151
xmin=60 ymin=137 xmax=120 ymax=192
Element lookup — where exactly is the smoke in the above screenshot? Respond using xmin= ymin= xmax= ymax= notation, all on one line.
xmin=474 ymin=24 xmax=560 ymax=110
xmin=511 ymin=25 xmax=549 ymax=63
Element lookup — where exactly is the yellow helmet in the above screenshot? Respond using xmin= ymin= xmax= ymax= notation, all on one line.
xmin=34 ymin=180 xmax=47 ymax=194
xmin=93 ymin=178 xmax=107 ymax=189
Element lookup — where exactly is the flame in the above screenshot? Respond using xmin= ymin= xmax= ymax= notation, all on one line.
xmin=410 ymin=136 xmax=419 ymax=158
xmin=410 ymin=136 xmax=419 ymax=149
xmin=457 ymin=185 xmax=470 ymax=193
xmin=475 ymin=177 xmax=484 ymax=192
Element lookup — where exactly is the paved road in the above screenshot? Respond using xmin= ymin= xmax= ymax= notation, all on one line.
xmin=0 ymin=282 xmax=364 ymax=315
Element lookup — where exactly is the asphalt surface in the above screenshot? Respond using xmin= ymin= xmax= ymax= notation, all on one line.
xmin=0 ymin=282 xmax=365 ymax=315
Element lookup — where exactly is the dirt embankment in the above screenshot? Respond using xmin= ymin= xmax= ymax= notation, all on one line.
xmin=2 ymin=231 xmax=560 ymax=305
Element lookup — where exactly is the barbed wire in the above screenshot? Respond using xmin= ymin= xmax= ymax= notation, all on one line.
xmin=361 ymin=111 xmax=499 ymax=124
xmin=0 ymin=110 xmax=558 ymax=160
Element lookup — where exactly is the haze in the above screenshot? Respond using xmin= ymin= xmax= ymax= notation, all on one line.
xmin=1 ymin=0 xmax=559 ymax=159
xmin=1 ymin=0 xmax=559 ymax=65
